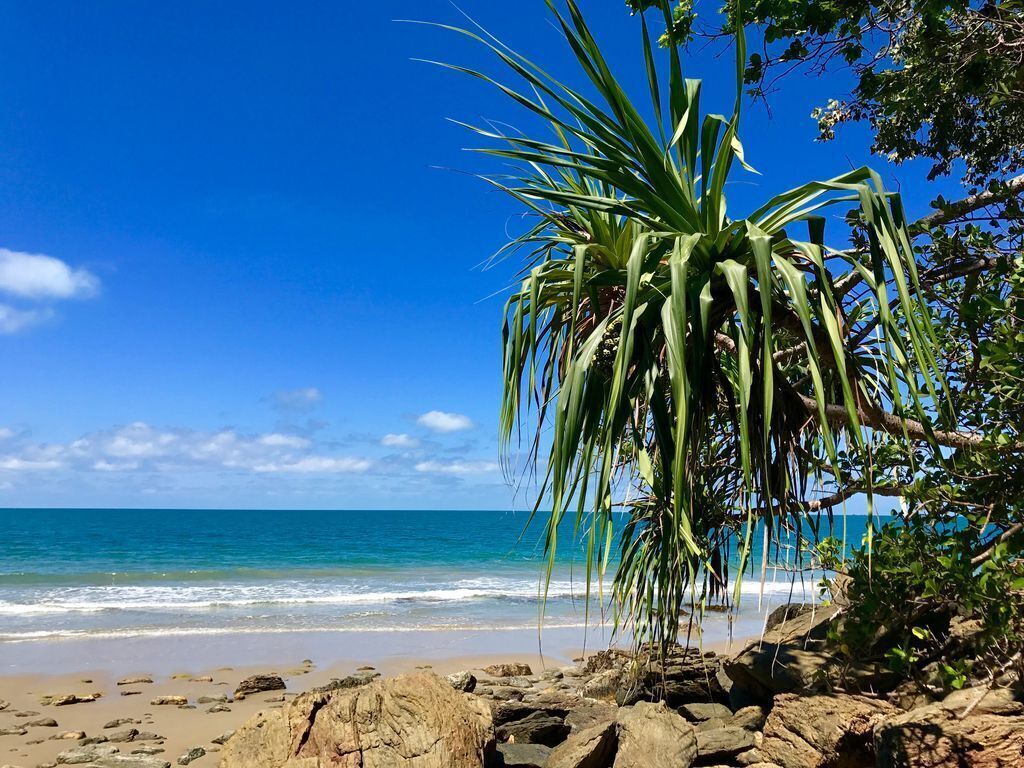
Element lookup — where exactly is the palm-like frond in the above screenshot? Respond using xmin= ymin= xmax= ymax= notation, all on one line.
xmin=432 ymin=0 xmax=947 ymax=650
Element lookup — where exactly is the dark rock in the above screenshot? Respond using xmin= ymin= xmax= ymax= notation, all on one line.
xmin=617 ymin=648 xmax=728 ymax=706
xmin=210 ymin=731 xmax=234 ymax=746
xmin=495 ymin=710 xmax=568 ymax=747
xmin=447 ymin=671 xmax=478 ymax=693
xmin=730 ymin=705 xmax=769 ymax=732
xmin=564 ymin=703 xmax=617 ymax=734
xmin=233 ymin=674 xmax=285 ymax=699
xmin=26 ymin=717 xmax=59 ymax=727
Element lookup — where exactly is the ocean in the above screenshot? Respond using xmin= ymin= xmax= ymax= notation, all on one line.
xmin=0 ymin=508 xmax=873 ymax=647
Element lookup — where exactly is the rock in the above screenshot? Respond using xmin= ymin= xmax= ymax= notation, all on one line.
xmin=874 ymin=686 xmax=1024 ymax=768
xmin=579 ymin=669 xmax=622 ymax=702
xmin=220 ymin=672 xmax=493 ymax=768
xmin=80 ymin=735 xmax=110 ymax=745
xmin=696 ymin=726 xmax=757 ymax=763
xmin=55 ymin=744 xmax=119 ymax=764
xmin=25 ymin=717 xmax=59 ymax=727
xmin=544 ymin=721 xmax=616 ymax=768
xmin=149 ymin=696 xmax=187 ymax=706
xmin=315 ymin=673 xmax=378 ymax=693
xmin=108 ymin=728 xmax=140 ymax=743
xmin=206 ymin=704 xmax=231 ymax=713
xmin=43 ymin=693 xmax=100 ymax=706
xmin=121 ymin=690 xmax=143 ymax=696
xmin=482 ymin=663 xmax=533 ymax=678
xmin=233 ymin=674 xmax=285 ymax=699
xmin=679 ymin=703 xmax=733 ymax=722
xmin=447 ymin=671 xmax=478 ymax=693
xmin=617 ymin=648 xmax=728 ymax=707
xmin=176 ymin=747 xmax=205 ymax=765
xmin=196 ymin=694 xmax=228 ymax=704
xmin=131 ymin=748 xmax=165 ymax=756
xmin=0 ymin=699 xmax=7 ymax=710
xmin=189 ymin=676 xmax=213 ymax=683
xmin=0 ymin=727 xmax=27 ymax=736
xmin=210 ymin=731 xmax=234 ymax=746
xmin=52 ymin=731 xmax=85 ymax=740
xmin=478 ymin=686 xmax=525 ymax=703
xmin=117 ymin=677 xmax=154 ymax=686
xmin=614 ymin=701 xmax=697 ymax=768
xmin=564 ymin=704 xmax=618 ymax=734
xmin=495 ymin=710 xmax=568 ymax=747
xmin=761 ymin=693 xmax=897 ymax=768
xmin=494 ymin=743 xmax=552 ymax=767
xmin=723 ymin=606 xmax=837 ymax=703
xmin=90 ymin=757 xmax=171 ymax=768
xmin=105 ymin=719 xmax=140 ymax=729
xmin=731 ymin=705 xmax=769 ymax=732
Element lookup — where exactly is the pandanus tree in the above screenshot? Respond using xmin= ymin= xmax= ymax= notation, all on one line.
xmin=429 ymin=0 xmax=960 ymax=649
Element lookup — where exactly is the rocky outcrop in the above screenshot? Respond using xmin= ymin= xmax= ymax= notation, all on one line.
xmin=613 ymin=701 xmax=697 ymax=767
xmin=220 ymin=671 xmax=494 ymax=768
xmin=760 ymin=693 xmax=897 ymax=768
xmin=873 ymin=686 xmax=1024 ymax=767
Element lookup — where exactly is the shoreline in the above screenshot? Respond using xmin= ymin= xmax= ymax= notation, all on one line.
xmin=0 ymin=629 xmax=759 ymax=768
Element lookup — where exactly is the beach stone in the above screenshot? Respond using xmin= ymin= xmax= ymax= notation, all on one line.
xmin=482 ymin=663 xmax=533 ymax=678
xmin=494 ymin=742 xmax=552 ymax=767
xmin=206 ymin=704 xmax=231 ymax=713
xmin=614 ymin=700 xmax=697 ymax=768
xmin=233 ymin=674 xmax=285 ymax=699
xmin=447 ymin=671 xmax=478 ymax=693
xmin=196 ymin=695 xmax=227 ymax=704
xmin=80 ymin=735 xmax=110 ymax=745
xmin=189 ymin=676 xmax=213 ymax=683
xmin=176 ymin=747 xmax=205 ymax=765
xmin=696 ymin=725 xmax=757 ymax=762
xmin=44 ymin=694 xmax=100 ymax=707
xmin=220 ymin=671 xmax=493 ymax=768
xmin=133 ymin=733 xmax=165 ymax=742
xmin=55 ymin=744 xmax=119 ymax=764
xmin=90 ymin=757 xmax=171 ymax=768
xmin=760 ymin=693 xmax=897 ymax=768
xmin=131 ymin=748 xmax=165 ymax=756
xmin=13 ymin=710 xmax=39 ymax=716
xmin=104 ymin=720 xmax=140 ymax=730
xmin=210 ymin=731 xmax=234 ymax=746
xmin=120 ymin=691 xmax=143 ymax=697
xmin=149 ymin=696 xmax=187 ymax=707
xmin=52 ymin=731 xmax=85 ymax=740
xmin=117 ymin=677 xmax=153 ymax=686
xmin=108 ymin=729 xmax=140 ymax=743
xmin=495 ymin=710 xmax=568 ymax=747
xmin=544 ymin=720 xmax=616 ymax=768
xmin=0 ymin=700 xmax=6 ymax=711
xmin=0 ymin=728 xmax=26 ymax=737
xmin=25 ymin=717 xmax=58 ymax=727
xmin=874 ymin=686 xmax=1024 ymax=768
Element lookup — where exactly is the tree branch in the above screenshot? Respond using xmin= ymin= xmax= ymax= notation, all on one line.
xmin=914 ymin=173 xmax=1024 ymax=229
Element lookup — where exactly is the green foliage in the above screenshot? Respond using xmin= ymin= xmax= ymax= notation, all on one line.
xmin=628 ymin=0 xmax=1024 ymax=185
xmin=429 ymin=0 xmax=950 ymax=652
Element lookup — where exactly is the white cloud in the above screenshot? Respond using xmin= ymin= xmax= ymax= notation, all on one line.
xmin=273 ymin=387 xmax=322 ymax=409
xmin=0 ymin=248 xmax=99 ymax=300
xmin=0 ymin=422 xmax=370 ymax=478
xmin=0 ymin=428 xmax=13 ymax=441
xmin=414 ymin=459 xmax=499 ymax=475
xmin=0 ymin=304 xmax=53 ymax=334
xmin=253 ymin=457 xmax=372 ymax=473
xmin=417 ymin=410 xmax=474 ymax=433
xmin=381 ymin=433 xmax=418 ymax=448
xmin=258 ymin=433 xmax=311 ymax=449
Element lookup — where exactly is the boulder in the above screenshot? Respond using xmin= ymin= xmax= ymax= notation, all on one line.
xmin=176 ymin=746 xmax=205 ymax=765
xmin=874 ymin=686 xmax=1024 ymax=768
xmin=679 ymin=703 xmax=733 ymax=723
xmin=613 ymin=701 xmax=697 ymax=768
xmin=56 ymin=745 xmax=119 ymax=764
xmin=220 ymin=671 xmax=493 ymax=768
xmin=544 ymin=721 xmax=616 ymax=768
xmin=696 ymin=725 xmax=756 ymax=763
xmin=564 ymin=704 xmax=617 ymax=734
xmin=233 ymin=674 xmax=285 ymax=699
xmin=494 ymin=742 xmax=552 ymax=767
xmin=731 ymin=705 xmax=769 ymax=732
xmin=26 ymin=717 xmax=59 ymax=727
xmin=448 ymin=671 xmax=478 ymax=693
xmin=760 ymin=693 xmax=898 ymax=768
xmin=579 ymin=669 xmax=622 ymax=702
xmin=483 ymin=663 xmax=533 ymax=678
xmin=723 ymin=606 xmax=836 ymax=702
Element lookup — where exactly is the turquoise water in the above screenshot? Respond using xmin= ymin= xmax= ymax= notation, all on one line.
xmin=0 ymin=508 xmax=872 ymax=643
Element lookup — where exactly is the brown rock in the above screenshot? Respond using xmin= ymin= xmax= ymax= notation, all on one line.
xmin=696 ymin=725 xmax=757 ymax=762
xmin=761 ymin=693 xmax=897 ymax=768
xmin=233 ymin=674 xmax=285 ymax=699
xmin=149 ymin=696 xmax=187 ymax=706
xmin=220 ymin=671 xmax=493 ymax=768
xmin=544 ymin=721 xmax=616 ymax=768
xmin=483 ymin=663 xmax=533 ymax=678
xmin=614 ymin=701 xmax=697 ymax=767
xmin=117 ymin=676 xmax=154 ymax=686
xmin=874 ymin=687 xmax=1024 ymax=768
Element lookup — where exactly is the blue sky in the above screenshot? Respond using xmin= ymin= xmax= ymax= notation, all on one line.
xmin=0 ymin=1 xmax=961 ymax=509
